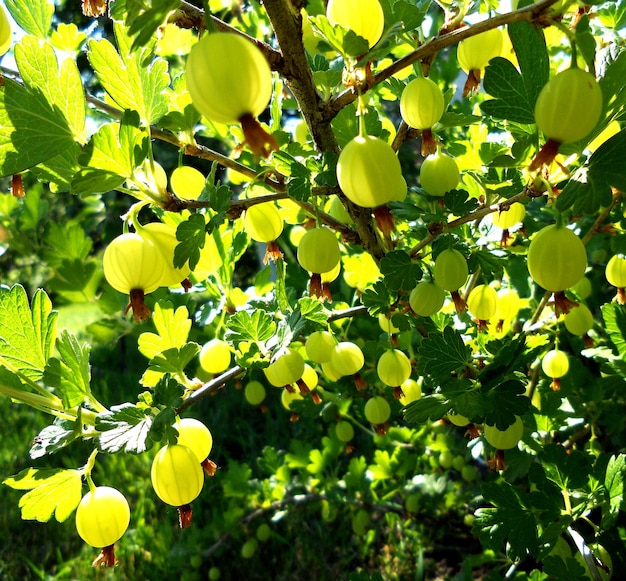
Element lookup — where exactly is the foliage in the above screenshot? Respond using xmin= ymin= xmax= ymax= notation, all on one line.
xmin=0 ymin=0 xmax=626 ymax=578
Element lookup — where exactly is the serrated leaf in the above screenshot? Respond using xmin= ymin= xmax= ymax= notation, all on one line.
xmin=403 ymin=394 xmax=449 ymax=424
xmin=14 ymin=37 xmax=86 ymax=143
xmin=138 ymin=302 xmax=191 ymax=359
xmin=3 ymin=468 xmax=82 ymax=522
xmin=482 ymin=22 xmax=549 ymax=124
xmin=73 ymin=115 xmax=149 ymax=195
xmin=148 ymin=344 xmax=200 ymax=377
xmin=175 ymin=213 xmax=207 ymax=270
xmin=444 ymin=189 xmax=479 ymax=215
xmin=96 ymin=403 xmax=155 ymax=454
xmin=297 ymin=297 xmax=328 ymax=326
xmin=88 ymin=23 xmax=169 ymax=124
xmin=30 ymin=418 xmax=81 ymax=459
xmin=5 ymin=0 xmax=53 ymax=38
xmin=43 ymin=331 xmax=91 ymax=408
xmin=48 ymin=259 xmax=102 ymax=303
xmin=604 ymin=454 xmax=625 ymax=524
xmin=557 ymin=130 xmax=626 ymax=214
xmin=379 ymin=250 xmax=422 ymax=293
xmin=601 ymin=302 xmax=626 ymax=358
xmin=369 ymin=450 xmax=395 ymax=480
xmin=483 ymin=380 xmax=530 ymax=430
xmin=416 ymin=326 xmax=471 ymax=380
xmin=152 ymin=376 xmax=185 ymax=408
xmin=540 ymin=444 xmax=590 ymax=490
xmin=0 ymin=286 xmax=57 ymax=382
xmin=474 ymin=480 xmax=539 ymax=560
xmin=361 ymin=280 xmax=393 ymax=315
xmin=126 ymin=0 xmax=181 ymax=50
xmin=224 ymin=310 xmax=276 ymax=346
xmin=393 ymin=0 xmax=430 ymax=32
xmin=0 ymin=78 xmax=75 ymax=176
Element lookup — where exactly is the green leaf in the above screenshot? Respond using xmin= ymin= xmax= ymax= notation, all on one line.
xmin=444 ymin=189 xmax=479 ymax=215
xmin=87 ymin=23 xmax=169 ymax=124
xmin=0 ymin=78 xmax=75 ymax=176
xmin=43 ymin=331 xmax=91 ymax=408
xmin=0 ymin=286 xmax=57 ymax=382
xmin=73 ymin=115 xmax=149 ymax=195
xmin=30 ymin=418 xmax=81 ymax=459
xmin=469 ymin=248 xmax=504 ymax=277
xmin=126 ymin=0 xmax=181 ymax=51
xmin=30 ymin=143 xmax=82 ymax=192
xmin=369 ymin=450 xmax=396 ymax=480
xmin=3 ymin=468 xmax=82 ymax=522
xmin=151 ymin=376 xmax=185 ymax=408
xmin=5 ymin=0 xmax=53 ymax=38
xmin=539 ymin=445 xmax=590 ymax=490
xmin=481 ymin=58 xmax=537 ymax=124
xmin=483 ymin=380 xmax=530 ymax=430
xmin=96 ymin=403 xmax=155 ymax=454
xmin=361 ymin=280 xmax=394 ymax=315
xmin=481 ymin=22 xmax=549 ymax=124
xmin=14 ymin=36 xmax=86 ymax=142
xmin=147 ymin=344 xmax=200 ymax=377
xmin=379 ymin=250 xmax=423 ymax=293
xmin=557 ymin=130 xmax=626 ymax=214
xmin=48 ymin=259 xmax=102 ymax=303
xmin=393 ymin=0 xmax=430 ymax=32
xmin=342 ymin=30 xmax=369 ymax=58
xmin=175 ymin=213 xmax=207 ymax=271
xmin=416 ymin=327 xmax=471 ymax=380
xmin=601 ymin=300 xmax=626 ymax=358
xmin=225 ymin=310 xmax=276 ymax=346
xmin=297 ymin=297 xmax=328 ymax=326
xmin=604 ymin=454 xmax=625 ymax=525
xmin=43 ymin=222 xmax=92 ymax=266
xmin=474 ymin=480 xmax=539 ymax=560
xmin=575 ymin=15 xmax=597 ymax=69
xmin=138 ymin=302 xmax=191 ymax=359
xmin=403 ymin=394 xmax=449 ymax=424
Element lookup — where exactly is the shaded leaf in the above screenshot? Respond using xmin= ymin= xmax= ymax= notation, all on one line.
xmin=43 ymin=331 xmax=91 ymax=408
xmin=30 ymin=418 xmax=81 ymax=459
xmin=380 ymin=250 xmax=422 ymax=293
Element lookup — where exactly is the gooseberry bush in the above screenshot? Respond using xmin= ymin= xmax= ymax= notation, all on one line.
xmin=1 ymin=0 xmax=626 ymax=578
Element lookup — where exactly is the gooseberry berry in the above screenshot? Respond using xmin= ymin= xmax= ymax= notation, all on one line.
xmin=527 ymin=224 xmax=587 ymax=292
xmin=337 ymin=135 xmax=407 ymax=208
xmin=243 ymin=203 xmax=284 ymax=243
xmin=151 ymin=444 xmax=204 ymax=527
xmin=297 ymin=227 xmax=341 ymax=274
xmin=330 ymin=342 xmax=365 ymax=377
xmin=467 ymin=284 xmax=498 ymax=328
xmin=490 ymin=202 xmax=526 ymax=230
xmin=419 ymin=152 xmax=460 ymax=197
xmin=433 ymin=248 xmax=468 ymax=292
xmin=241 ymin=537 xmax=259 ymax=559
xmin=563 ymin=303 xmax=594 ymax=337
xmin=377 ymin=349 xmax=412 ymax=387
xmin=400 ymin=77 xmax=445 ymax=155
xmin=264 ymin=348 xmax=305 ymax=387
xmin=305 ymin=330 xmax=336 ymax=363
xmin=326 ymin=0 xmax=385 ymax=48
xmin=199 ymin=338 xmax=232 ymax=374
xmin=335 ymin=420 xmax=355 ymax=442
xmin=170 ymin=166 xmax=205 ymax=201
xmin=244 ymin=380 xmax=267 ymax=405
xmin=606 ymin=254 xmax=626 ymax=304
xmin=378 ymin=313 xmax=400 ymax=334
xmin=531 ymin=68 xmax=602 ymax=170
xmin=75 ymin=486 xmax=130 ymax=549
xmin=0 ymin=2 xmax=12 ymax=56
xmin=541 ymin=348 xmax=569 ymax=390
xmin=175 ymin=417 xmax=213 ymax=463
xmin=185 ymin=33 xmax=276 ymax=157
xmin=409 ymin=281 xmax=446 ymax=317
xmin=483 ymin=416 xmax=524 ymax=450
xmin=256 ymin=523 xmax=272 ymax=542
xmin=139 ymin=222 xmax=191 ymax=287
xmin=457 ymin=28 xmax=504 ymax=96
xmin=364 ymin=396 xmax=391 ymax=425
xmin=102 ymin=232 xmax=167 ymax=322
xmin=399 ymin=378 xmax=422 ymax=405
